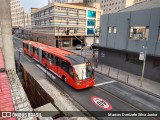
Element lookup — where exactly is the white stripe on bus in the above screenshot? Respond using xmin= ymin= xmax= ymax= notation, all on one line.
xmin=36 ymin=64 xmax=56 ymax=79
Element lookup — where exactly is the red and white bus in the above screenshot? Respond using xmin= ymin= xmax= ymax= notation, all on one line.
xmin=23 ymin=40 xmax=95 ymax=89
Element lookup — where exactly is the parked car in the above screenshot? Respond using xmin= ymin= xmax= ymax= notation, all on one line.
xmin=90 ymin=43 xmax=99 ymax=50
xmin=76 ymin=44 xmax=83 ymax=50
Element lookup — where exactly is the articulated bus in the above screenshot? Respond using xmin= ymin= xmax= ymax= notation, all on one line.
xmin=23 ymin=40 xmax=95 ymax=89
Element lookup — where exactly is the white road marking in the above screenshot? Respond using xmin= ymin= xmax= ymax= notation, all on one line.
xmin=94 ymin=81 xmax=116 ymax=87
xmin=36 ymin=64 xmax=56 ymax=79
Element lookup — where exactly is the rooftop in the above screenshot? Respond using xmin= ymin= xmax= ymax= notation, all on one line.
xmin=119 ymin=0 xmax=160 ymax=12
xmin=66 ymin=3 xmax=96 ymax=8
xmin=31 ymin=2 xmax=99 ymax=14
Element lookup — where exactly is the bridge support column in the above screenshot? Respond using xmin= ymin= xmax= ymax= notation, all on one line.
xmin=0 ymin=0 xmax=15 ymax=71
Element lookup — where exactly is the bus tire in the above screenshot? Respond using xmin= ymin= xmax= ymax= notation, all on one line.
xmin=45 ymin=64 xmax=48 ymax=70
xmin=62 ymin=75 xmax=67 ymax=83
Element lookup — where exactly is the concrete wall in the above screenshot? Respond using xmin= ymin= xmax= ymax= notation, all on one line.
xmin=99 ymin=48 xmax=160 ymax=82
xmin=99 ymin=7 xmax=160 ymax=82
xmin=100 ymin=7 xmax=160 ymax=57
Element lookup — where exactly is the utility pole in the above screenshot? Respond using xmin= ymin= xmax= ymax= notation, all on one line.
xmin=0 ymin=0 xmax=16 ymax=71
xmin=58 ymin=27 xmax=60 ymax=48
xmin=23 ymin=11 xmax=25 ymax=28
xmin=140 ymin=46 xmax=147 ymax=87
xmin=93 ymin=19 xmax=96 ymax=43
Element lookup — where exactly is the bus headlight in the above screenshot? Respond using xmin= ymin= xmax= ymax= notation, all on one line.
xmin=77 ymin=82 xmax=81 ymax=85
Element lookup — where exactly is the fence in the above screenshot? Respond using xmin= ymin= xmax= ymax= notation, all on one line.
xmin=94 ymin=63 xmax=143 ymax=87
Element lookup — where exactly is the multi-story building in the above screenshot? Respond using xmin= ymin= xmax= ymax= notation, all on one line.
xmin=54 ymin=0 xmax=83 ymax=3
xmin=86 ymin=0 xmax=154 ymax=14
xmin=31 ymin=2 xmax=101 ymax=48
xmin=134 ymin=0 xmax=147 ymax=4
xmin=84 ymin=0 xmax=101 ymax=9
xmin=98 ymin=0 xmax=160 ymax=82
xmin=10 ymin=0 xmax=31 ymax=28
xmin=86 ymin=0 xmax=135 ymax=14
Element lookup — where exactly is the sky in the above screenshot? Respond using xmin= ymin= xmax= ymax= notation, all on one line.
xmin=20 ymin=0 xmax=48 ymax=12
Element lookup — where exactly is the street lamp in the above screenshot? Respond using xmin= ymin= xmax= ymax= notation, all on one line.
xmin=140 ymin=46 xmax=147 ymax=87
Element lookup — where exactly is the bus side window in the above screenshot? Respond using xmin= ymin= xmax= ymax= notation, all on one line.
xmin=34 ymin=47 xmax=37 ymax=55
xmin=45 ymin=53 xmax=48 ymax=60
xmin=33 ymin=47 xmax=35 ymax=53
xmin=37 ymin=48 xmax=39 ymax=55
xmin=69 ymin=66 xmax=74 ymax=78
xmin=48 ymin=53 xmax=52 ymax=63
xmin=57 ymin=58 xmax=61 ymax=66
xmin=61 ymin=60 xmax=69 ymax=73
xmin=23 ymin=43 xmax=24 ymax=48
xmin=51 ymin=55 xmax=56 ymax=64
xmin=42 ymin=51 xmax=46 ymax=58
xmin=30 ymin=46 xmax=33 ymax=52
xmin=55 ymin=57 xmax=58 ymax=66
xmin=26 ymin=44 xmax=28 ymax=49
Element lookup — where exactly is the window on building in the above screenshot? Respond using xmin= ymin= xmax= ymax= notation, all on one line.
xmin=44 ymin=10 xmax=46 ymax=15
xmin=108 ymin=26 xmax=117 ymax=33
xmin=87 ymin=10 xmax=96 ymax=18
xmin=87 ymin=20 xmax=95 ymax=26
xmin=154 ymin=58 xmax=160 ymax=66
xmin=126 ymin=53 xmax=142 ymax=65
xmin=129 ymin=26 xmax=149 ymax=40
xmin=113 ymin=27 xmax=117 ymax=33
xmin=87 ymin=28 xmax=94 ymax=34
xmin=108 ymin=27 xmax=112 ymax=33
xmin=62 ymin=40 xmax=71 ymax=47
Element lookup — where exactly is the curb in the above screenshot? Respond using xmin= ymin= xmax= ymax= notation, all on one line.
xmin=95 ymin=70 xmax=160 ymax=99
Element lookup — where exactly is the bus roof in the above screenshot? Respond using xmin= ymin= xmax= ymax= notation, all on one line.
xmin=23 ymin=40 xmax=47 ymax=48
xmin=23 ymin=40 xmax=89 ymax=65
xmin=42 ymin=47 xmax=73 ymax=57
xmin=65 ymin=54 xmax=89 ymax=65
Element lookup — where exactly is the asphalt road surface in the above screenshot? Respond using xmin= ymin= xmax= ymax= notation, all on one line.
xmin=13 ymin=37 xmax=160 ymax=120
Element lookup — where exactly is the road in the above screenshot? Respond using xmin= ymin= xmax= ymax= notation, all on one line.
xmin=13 ymin=37 xmax=160 ymax=120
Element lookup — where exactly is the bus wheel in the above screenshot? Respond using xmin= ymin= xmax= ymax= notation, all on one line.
xmin=45 ymin=64 xmax=48 ymax=70
xmin=62 ymin=76 xmax=67 ymax=83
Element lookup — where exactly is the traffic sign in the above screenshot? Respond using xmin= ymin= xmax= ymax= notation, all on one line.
xmin=91 ymin=96 xmax=112 ymax=110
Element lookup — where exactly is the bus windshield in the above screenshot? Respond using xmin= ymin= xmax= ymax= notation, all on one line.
xmin=73 ymin=63 xmax=92 ymax=80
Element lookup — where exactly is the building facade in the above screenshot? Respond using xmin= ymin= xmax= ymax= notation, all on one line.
xmin=10 ymin=0 xmax=31 ymax=28
xmin=86 ymin=0 xmax=135 ymax=14
xmin=99 ymin=0 xmax=160 ymax=82
xmin=54 ymin=0 xmax=83 ymax=3
xmin=134 ymin=0 xmax=147 ymax=4
xmin=31 ymin=3 xmax=101 ymax=47
xmin=84 ymin=0 xmax=101 ymax=9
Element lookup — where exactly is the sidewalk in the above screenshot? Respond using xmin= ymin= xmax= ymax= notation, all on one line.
xmin=95 ymin=64 xmax=160 ymax=98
